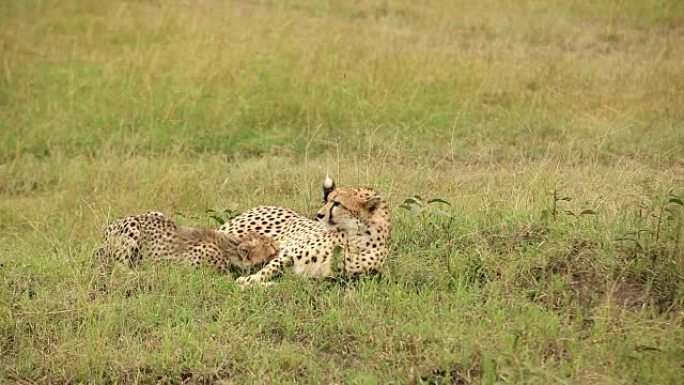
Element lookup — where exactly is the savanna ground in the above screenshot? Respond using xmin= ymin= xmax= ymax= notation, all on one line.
xmin=1 ymin=0 xmax=683 ymax=384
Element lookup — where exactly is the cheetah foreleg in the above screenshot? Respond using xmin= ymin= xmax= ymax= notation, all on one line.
xmin=235 ymin=253 xmax=293 ymax=288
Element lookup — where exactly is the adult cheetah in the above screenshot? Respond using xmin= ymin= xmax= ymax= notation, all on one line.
xmin=95 ymin=212 xmax=279 ymax=273
xmin=218 ymin=176 xmax=391 ymax=287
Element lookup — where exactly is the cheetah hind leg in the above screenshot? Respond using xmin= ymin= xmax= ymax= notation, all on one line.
xmin=89 ymin=246 xmax=114 ymax=297
xmin=126 ymin=245 xmax=142 ymax=267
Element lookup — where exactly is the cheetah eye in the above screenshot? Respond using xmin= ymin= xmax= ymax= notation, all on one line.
xmin=332 ymin=201 xmax=341 ymax=208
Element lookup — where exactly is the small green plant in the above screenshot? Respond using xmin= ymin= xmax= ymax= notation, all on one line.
xmin=172 ymin=209 xmax=240 ymax=226
xmin=330 ymin=245 xmax=344 ymax=275
xmin=205 ymin=209 xmax=241 ymax=226
xmin=400 ymin=195 xmax=453 ymax=221
xmin=612 ymin=190 xmax=684 ymax=311
xmin=399 ymin=196 xmax=455 ymax=271
xmin=541 ymin=188 xmax=597 ymax=227
xmin=615 ymin=191 xmax=683 ymax=255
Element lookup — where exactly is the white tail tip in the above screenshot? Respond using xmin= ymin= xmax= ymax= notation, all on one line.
xmin=324 ymin=174 xmax=334 ymax=189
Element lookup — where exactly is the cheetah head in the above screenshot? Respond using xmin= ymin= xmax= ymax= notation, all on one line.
xmin=235 ymin=233 xmax=280 ymax=269
xmin=316 ymin=175 xmax=383 ymax=234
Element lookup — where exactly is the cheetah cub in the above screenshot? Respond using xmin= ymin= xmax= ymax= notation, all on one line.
xmin=95 ymin=212 xmax=279 ymax=273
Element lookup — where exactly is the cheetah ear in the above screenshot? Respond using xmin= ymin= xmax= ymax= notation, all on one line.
xmin=323 ymin=174 xmax=336 ymax=202
xmin=364 ymin=196 xmax=382 ymax=212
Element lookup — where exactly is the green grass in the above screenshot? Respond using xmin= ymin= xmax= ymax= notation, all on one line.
xmin=1 ymin=0 xmax=683 ymax=383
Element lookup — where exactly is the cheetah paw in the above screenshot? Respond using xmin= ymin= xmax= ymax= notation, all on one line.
xmin=236 ymin=275 xmax=274 ymax=289
xmin=235 ymin=276 xmax=252 ymax=289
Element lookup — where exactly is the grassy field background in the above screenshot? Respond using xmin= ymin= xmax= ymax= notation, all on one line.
xmin=1 ymin=0 xmax=683 ymax=383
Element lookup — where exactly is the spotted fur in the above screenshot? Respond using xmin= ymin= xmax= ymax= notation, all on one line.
xmin=95 ymin=212 xmax=279 ymax=273
xmin=218 ymin=177 xmax=391 ymax=287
